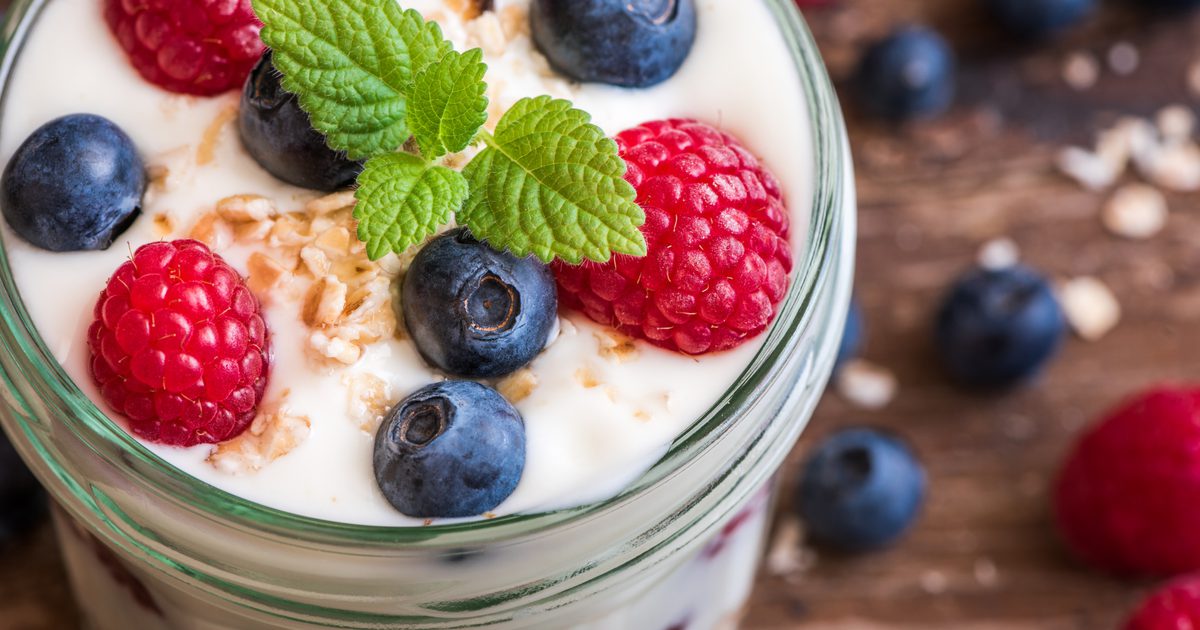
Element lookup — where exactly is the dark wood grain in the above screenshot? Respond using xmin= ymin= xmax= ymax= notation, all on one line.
xmin=4 ymin=1 xmax=1200 ymax=628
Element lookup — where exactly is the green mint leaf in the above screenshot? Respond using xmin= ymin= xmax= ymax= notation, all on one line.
xmin=353 ymin=153 xmax=468 ymax=260
xmin=409 ymin=48 xmax=489 ymax=160
xmin=252 ymin=0 xmax=452 ymax=160
xmin=460 ymin=96 xmax=646 ymax=264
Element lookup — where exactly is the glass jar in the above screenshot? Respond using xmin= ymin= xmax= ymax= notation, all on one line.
xmin=0 ymin=0 xmax=855 ymax=627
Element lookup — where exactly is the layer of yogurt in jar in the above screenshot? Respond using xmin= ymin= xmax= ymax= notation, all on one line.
xmin=0 ymin=0 xmax=813 ymax=526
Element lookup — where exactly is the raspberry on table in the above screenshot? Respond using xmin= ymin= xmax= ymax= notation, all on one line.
xmin=1054 ymin=387 xmax=1200 ymax=576
xmin=104 ymin=0 xmax=265 ymax=96
xmin=88 ymin=240 xmax=271 ymax=447
xmin=1124 ymin=575 xmax=1200 ymax=630
xmin=553 ymin=119 xmax=793 ymax=355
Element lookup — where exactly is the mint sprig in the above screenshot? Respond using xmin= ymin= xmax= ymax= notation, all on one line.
xmin=252 ymin=0 xmax=648 ymax=262
xmin=251 ymin=0 xmax=647 ymax=264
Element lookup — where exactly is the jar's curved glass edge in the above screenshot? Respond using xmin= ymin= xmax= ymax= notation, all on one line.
xmin=0 ymin=0 xmax=849 ymax=546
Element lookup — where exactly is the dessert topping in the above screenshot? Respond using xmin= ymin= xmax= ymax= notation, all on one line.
xmin=252 ymin=0 xmax=647 ymax=264
xmin=553 ymin=119 xmax=793 ymax=355
xmin=88 ymin=240 xmax=271 ymax=446
xmin=373 ymin=381 xmax=525 ymax=518
xmin=104 ymin=0 xmax=265 ymax=96
xmin=1 ymin=114 xmax=144 ymax=252
xmin=528 ymin=0 xmax=697 ymax=88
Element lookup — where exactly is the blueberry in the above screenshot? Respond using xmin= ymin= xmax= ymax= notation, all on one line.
xmin=985 ymin=0 xmax=1095 ymax=38
xmin=797 ymin=428 xmax=925 ymax=552
xmin=238 ymin=53 xmax=364 ymax=191
xmin=2 ymin=114 xmax=144 ymax=252
xmin=402 ymin=229 xmax=557 ymax=379
xmin=935 ymin=265 xmax=1065 ymax=389
xmin=854 ymin=26 xmax=955 ymax=122
xmin=0 ymin=428 xmax=46 ymax=544
xmin=836 ymin=297 xmax=864 ymax=367
xmin=530 ymin=0 xmax=697 ymax=88
xmin=374 ymin=381 xmax=525 ymax=518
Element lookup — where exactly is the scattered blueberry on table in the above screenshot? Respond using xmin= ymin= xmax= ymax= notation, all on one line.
xmin=854 ymin=26 xmax=956 ymax=122
xmin=239 ymin=52 xmax=365 ymax=192
xmin=984 ymin=0 xmax=1095 ymax=38
xmin=401 ymin=228 xmax=558 ymax=380
xmin=1 ymin=114 xmax=144 ymax=252
xmin=530 ymin=0 xmax=697 ymax=88
xmin=374 ymin=381 xmax=526 ymax=519
xmin=797 ymin=428 xmax=926 ymax=552
xmin=935 ymin=265 xmax=1065 ymax=390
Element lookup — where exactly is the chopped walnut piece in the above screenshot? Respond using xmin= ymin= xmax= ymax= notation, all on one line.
xmin=498 ymin=369 xmax=539 ymax=403
xmin=344 ymin=373 xmax=392 ymax=433
xmin=303 ymin=276 xmax=348 ymax=327
xmin=595 ymin=329 xmax=639 ymax=363
xmin=247 ymin=252 xmax=290 ymax=295
xmin=208 ymin=409 xmax=310 ymax=475
xmin=217 ymin=194 xmax=277 ymax=223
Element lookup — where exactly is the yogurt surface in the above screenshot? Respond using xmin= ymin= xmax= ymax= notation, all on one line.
xmin=0 ymin=0 xmax=813 ymax=525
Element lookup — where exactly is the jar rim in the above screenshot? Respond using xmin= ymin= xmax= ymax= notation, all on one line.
xmin=0 ymin=0 xmax=847 ymax=547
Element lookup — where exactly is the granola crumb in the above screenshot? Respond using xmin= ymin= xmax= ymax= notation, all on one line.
xmin=303 ymin=275 xmax=348 ymax=327
xmin=196 ymin=104 xmax=238 ymax=166
xmin=247 ymin=252 xmax=290 ymax=295
xmin=1107 ymin=41 xmax=1139 ymax=76
xmin=208 ymin=408 xmax=311 ymax=475
xmin=766 ymin=515 xmax=812 ymax=577
xmin=574 ymin=366 xmax=601 ymax=389
xmin=977 ymin=237 xmax=1020 ymax=270
xmin=1062 ymin=51 xmax=1100 ymax=91
xmin=217 ymin=194 xmax=277 ymax=223
xmin=594 ymin=329 xmax=639 ymax=363
xmin=1060 ymin=276 xmax=1121 ymax=341
xmin=187 ymin=212 xmax=232 ymax=250
xmin=835 ymin=359 xmax=897 ymax=410
xmin=152 ymin=213 xmax=174 ymax=238
xmin=497 ymin=369 xmax=539 ymax=403
xmin=1103 ymin=183 xmax=1167 ymax=239
xmin=306 ymin=191 xmax=356 ymax=215
xmin=344 ymin=373 xmax=392 ymax=433
xmin=466 ymin=12 xmax=506 ymax=56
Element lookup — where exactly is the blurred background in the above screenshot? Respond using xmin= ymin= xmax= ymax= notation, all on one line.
xmin=4 ymin=0 xmax=1200 ymax=628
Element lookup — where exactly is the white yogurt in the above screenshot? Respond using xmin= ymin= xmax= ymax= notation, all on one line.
xmin=0 ymin=0 xmax=813 ymax=526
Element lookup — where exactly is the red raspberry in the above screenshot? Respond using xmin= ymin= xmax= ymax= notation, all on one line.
xmin=87 ymin=240 xmax=271 ymax=447
xmin=1054 ymin=387 xmax=1200 ymax=576
xmin=104 ymin=0 xmax=265 ymax=96
xmin=1124 ymin=575 xmax=1200 ymax=630
xmin=553 ymin=120 xmax=792 ymax=355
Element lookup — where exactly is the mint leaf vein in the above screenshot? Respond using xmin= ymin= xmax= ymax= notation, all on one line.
xmin=460 ymin=96 xmax=646 ymax=264
xmin=410 ymin=48 xmax=489 ymax=160
xmin=354 ymin=153 xmax=468 ymax=260
xmin=253 ymin=0 xmax=451 ymax=160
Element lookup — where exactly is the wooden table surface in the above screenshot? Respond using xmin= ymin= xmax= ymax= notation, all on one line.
xmin=5 ymin=0 xmax=1200 ymax=628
